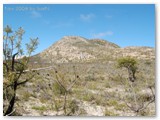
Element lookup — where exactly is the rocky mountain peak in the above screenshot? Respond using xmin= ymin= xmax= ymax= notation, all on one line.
xmin=30 ymin=36 xmax=155 ymax=65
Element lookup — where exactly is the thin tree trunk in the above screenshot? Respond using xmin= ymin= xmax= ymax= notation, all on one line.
xmin=63 ymin=92 xmax=67 ymax=115
xmin=4 ymin=81 xmax=17 ymax=116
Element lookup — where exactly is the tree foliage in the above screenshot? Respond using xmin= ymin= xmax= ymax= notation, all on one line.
xmin=117 ymin=57 xmax=137 ymax=82
xmin=117 ymin=57 xmax=137 ymax=68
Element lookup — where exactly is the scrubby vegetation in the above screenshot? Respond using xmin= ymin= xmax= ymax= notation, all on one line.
xmin=11 ymin=58 xmax=155 ymax=116
xmin=3 ymin=28 xmax=155 ymax=116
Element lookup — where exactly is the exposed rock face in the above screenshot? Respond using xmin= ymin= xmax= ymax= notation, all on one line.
xmin=30 ymin=36 xmax=155 ymax=64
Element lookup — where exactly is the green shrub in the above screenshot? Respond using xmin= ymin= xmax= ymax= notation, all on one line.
xmin=68 ymin=100 xmax=79 ymax=114
xmin=53 ymin=82 xmax=66 ymax=95
xmin=105 ymin=82 xmax=111 ymax=88
xmin=83 ymin=93 xmax=95 ymax=101
xmin=114 ymin=103 xmax=126 ymax=111
xmin=145 ymin=60 xmax=151 ymax=65
xmin=105 ymin=108 xmax=118 ymax=116
xmin=23 ymin=92 xmax=31 ymax=101
xmin=94 ymin=95 xmax=106 ymax=106
xmin=32 ymin=106 xmax=48 ymax=111
xmin=107 ymin=99 xmax=118 ymax=107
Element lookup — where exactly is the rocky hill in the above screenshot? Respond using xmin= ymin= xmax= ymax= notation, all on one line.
xmin=30 ymin=36 xmax=155 ymax=66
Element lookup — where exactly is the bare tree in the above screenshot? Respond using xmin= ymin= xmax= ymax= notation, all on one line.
xmin=124 ymin=84 xmax=155 ymax=116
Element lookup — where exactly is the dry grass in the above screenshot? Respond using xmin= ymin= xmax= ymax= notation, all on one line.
xmin=9 ymin=58 xmax=155 ymax=116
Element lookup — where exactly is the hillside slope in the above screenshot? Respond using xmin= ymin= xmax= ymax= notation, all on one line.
xmin=30 ymin=36 xmax=155 ymax=67
xmin=15 ymin=36 xmax=155 ymax=116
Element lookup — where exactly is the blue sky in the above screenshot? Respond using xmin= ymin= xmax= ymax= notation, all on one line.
xmin=3 ymin=4 xmax=155 ymax=55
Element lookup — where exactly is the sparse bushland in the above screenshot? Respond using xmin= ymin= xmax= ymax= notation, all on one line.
xmin=4 ymin=35 xmax=155 ymax=116
xmin=123 ymin=82 xmax=155 ymax=116
xmin=117 ymin=57 xmax=155 ymax=116
xmin=34 ymin=65 xmax=84 ymax=116
xmin=3 ymin=25 xmax=39 ymax=116
xmin=13 ymin=60 xmax=155 ymax=116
